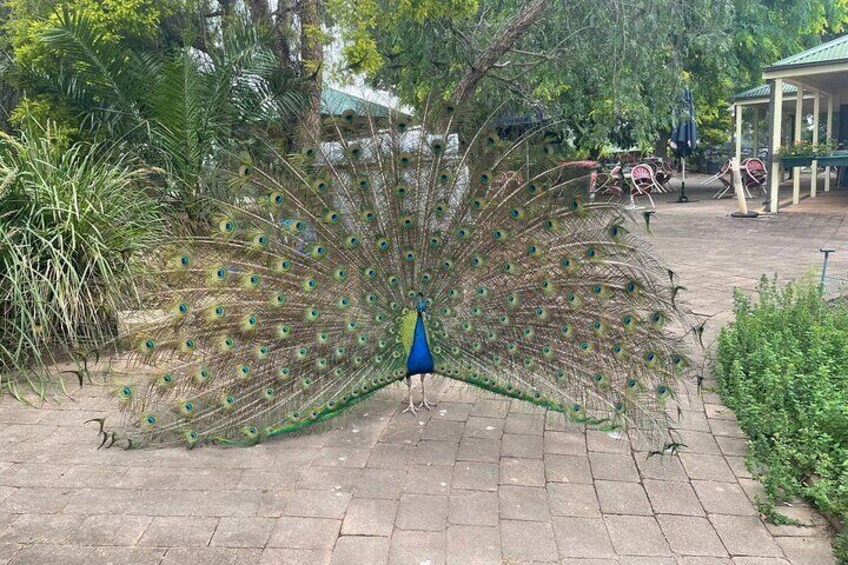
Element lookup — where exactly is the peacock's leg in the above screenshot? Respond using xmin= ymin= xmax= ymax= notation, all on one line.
xmin=402 ymin=376 xmax=417 ymax=415
xmin=417 ymin=373 xmax=435 ymax=410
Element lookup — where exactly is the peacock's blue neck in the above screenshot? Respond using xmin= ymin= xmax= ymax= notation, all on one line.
xmin=406 ymin=312 xmax=435 ymax=375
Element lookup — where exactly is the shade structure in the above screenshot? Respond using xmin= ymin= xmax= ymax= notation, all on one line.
xmin=669 ymin=87 xmax=698 ymax=202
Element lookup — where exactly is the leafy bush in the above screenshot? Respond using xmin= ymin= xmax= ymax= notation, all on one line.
xmin=0 ymin=124 xmax=162 ymax=398
xmin=716 ymin=276 xmax=848 ymax=560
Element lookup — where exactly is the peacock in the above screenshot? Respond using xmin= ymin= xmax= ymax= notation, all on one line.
xmin=99 ymin=99 xmax=697 ymax=449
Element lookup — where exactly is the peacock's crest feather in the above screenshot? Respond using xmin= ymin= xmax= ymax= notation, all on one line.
xmin=104 ymin=97 xmax=698 ymax=448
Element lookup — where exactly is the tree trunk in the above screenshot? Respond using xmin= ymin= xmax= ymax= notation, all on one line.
xmin=450 ymin=0 xmax=549 ymax=107
xmin=247 ymin=0 xmax=292 ymax=67
xmin=295 ymin=0 xmax=323 ymax=147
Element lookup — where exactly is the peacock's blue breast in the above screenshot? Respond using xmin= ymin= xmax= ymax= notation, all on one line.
xmin=406 ymin=313 xmax=434 ymax=375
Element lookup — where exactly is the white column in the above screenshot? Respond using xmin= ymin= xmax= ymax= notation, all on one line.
xmin=793 ymin=85 xmax=803 ymax=205
xmin=826 ymin=94 xmax=834 ymax=192
xmin=769 ymin=79 xmax=783 ymax=213
xmin=811 ymin=91 xmax=820 ymax=198
xmin=735 ymin=104 xmax=743 ymax=163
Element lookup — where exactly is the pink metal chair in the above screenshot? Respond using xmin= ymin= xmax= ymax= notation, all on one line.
xmin=655 ymin=161 xmax=675 ymax=191
xmin=629 ymin=164 xmax=656 ymax=208
xmin=742 ymin=158 xmax=768 ymax=197
xmin=706 ymin=159 xmax=734 ymax=199
xmin=590 ymin=164 xmax=625 ymax=199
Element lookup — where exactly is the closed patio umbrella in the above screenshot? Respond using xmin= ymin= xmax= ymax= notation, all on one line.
xmin=669 ymin=87 xmax=698 ymax=203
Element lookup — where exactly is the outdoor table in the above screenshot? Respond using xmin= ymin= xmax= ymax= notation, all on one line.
xmin=816 ymin=152 xmax=848 ymax=188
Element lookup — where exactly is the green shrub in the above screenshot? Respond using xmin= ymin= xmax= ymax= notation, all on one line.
xmin=716 ymin=275 xmax=848 ymax=561
xmin=0 ymin=124 xmax=162 ymax=398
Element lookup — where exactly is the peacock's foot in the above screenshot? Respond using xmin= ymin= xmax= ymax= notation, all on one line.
xmin=403 ymin=400 xmax=418 ymax=415
xmin=416 ymin=398 xmax=435 ymax=410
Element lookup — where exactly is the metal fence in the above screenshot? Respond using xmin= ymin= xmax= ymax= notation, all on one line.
xmin=820 ymin=248 xmax=847 ymax=301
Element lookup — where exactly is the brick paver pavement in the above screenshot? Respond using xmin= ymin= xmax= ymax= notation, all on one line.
xmin=1 ymin=179 xmax=844 ymax=564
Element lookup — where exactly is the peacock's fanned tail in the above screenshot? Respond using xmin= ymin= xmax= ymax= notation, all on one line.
xmin=106 ymin=101 xmax=697 ymax=448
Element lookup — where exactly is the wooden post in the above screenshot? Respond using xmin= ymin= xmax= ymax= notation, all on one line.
xmin=826 ymin=94 xmax=834 ymax=192
xmin=793 ymin=84 xmax=803 ymax=205
xmin=811 ymin=90 xmax=820 ymax=198
xmin=735 ymin=104 xmax=743 ymax=164
xmin=753 ymin=107 xmax=761 ymax=154
xmin=767 ymin=79 xmax=783 ymax=213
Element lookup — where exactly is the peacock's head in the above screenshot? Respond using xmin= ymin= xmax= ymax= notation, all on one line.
xmin=416 ymin=293 xmax=427 ymax=313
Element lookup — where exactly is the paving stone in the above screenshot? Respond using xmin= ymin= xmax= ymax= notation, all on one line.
xmin=88 ymin=546 xmax=166 ymax=565
xmin=414 ymin=440 xmax=459 ymax=466
xmin=692 ymin=481 xmax=757 ymax=516
xmin=715 ymin=437 xmax=748 ymax=457
xmin=677 ymin=558 xmax=733 ymax=565
xmin=405 ymin=464 xmax=452 ymax=495
xmin=547 ymin=483 xmax=600 ymax=517
xmin=671 ymin=410 xmax=712 ymax=432
xmin=679 ymin=454 xmax=736 ymax=483
xmin=138 ymin=516 xmax=218 ymax=547
xmin=731 ymin=559 xmax=790 ymax=565
xmin=704 ymin=404 xmax=738 ymax=421
xmin=7 ymin=544 xmax=90 ymax=565
xmin=657 ymin=515 xmax=728 ymax=557
xmin=545 ymin=454 xmax=593 ymax=484
xmin=161 ymin=547 xmax=256 ymax=565
xmin=433 ymin=402 xmax=472 ymax=422
xmin=774 ymin=536 xmax=835 ymax=565
xmin=457 ymin=438 xmax=500 ymax=463
xmin=544 ymin=432 xmax=587 ymax=455
xmin=499 ymin=485 xmax=550 ymax=521
xmin=586 ymin=430 xmax=631 ymax=453
xmin=589 ymin=452 xmax=640 ymax=482
xmin=284 ymin=489 xmax=352 ymax=519
xmin=596 ymin=480 xmax=652 ymax=515
xmin=0 ymin=487 xmax=72 ymax=514
xmin=634 ymin=453 xmax=689 ymax=482
xmin=504 ymin=412 xmax=545 ymax=435
xmin=643 ymin=479 xmax=704 ymax=516
xmin=551 ymin=517 xmax=616 ymax=559
xmin=604 ymin=515 xmax=672 ymax=556
xmin=619 ymin=558 xmax=677 ymax=565
xmin=0 ymin=514 xmax=80 ymax=544
xmin=312 ymin=447 xmax=371 ymax=468
xmin=446 ymin=525 xmax=501 ymax=565
xmin=389 ymin=530 xmax=446 ymax=565
xmin=709 ymin=515 xmax=784 ymax=557
xmin=422 ymin=420 xmax=465 ymax=443
xmin=297 ymin=466 xmax=361 ymax=492
xmin=736 ymin=478 xmax=767 ymax=504
xmin=469 ymin=399 xmax=510 ymax=419
xmin=449 ymin=490 xmax=498 ymax=526
xmin=341 ymin=498 xmax=397 ymax=536
xmin=708 ymin=418 xmax=745 ymax=438
xmin=452 ymin=461 xmax=498 ymax=492
xmin=675 ymin=431 xmax=722 ymax=455
xmin=0 ymin=544 xmax=19 ymax=564
xmin=367 ymin=444 xmax=415 ymax=469
xmin=259 ymin=549 xmax=332 ymax=565
xmin=70 ymin=514 xmax=151 ymax=545
xmin=355 ymin=468 xmax=406 ymax=500
xmin=123 ymin=489 xmax=204 ymax=517
xmin=498 ymin=457 xmax=545 ymax=486
xmin=258 ymin=491 xmax=292 ymax=518
xmin=463 ymin=417 xmax=505 ymax=439
xmin=210 ymin=517 xmax=275 ymax=548
xmin=501 ymin=433 xmax=543 ymax=458
xmin=724 ymin=456 xmax=753 ymax=479
xmin=395 ymin=494 xmax=448 ymax=531
xmin=194 ymin=489 xmax=265 ymax=517
xmin=267 ymin=517 xmax=341 ymax=549
xmin=501 ymin=520 xmax=559 ymax=563
xmin=331 ymin=536 xmax=390 ymax=565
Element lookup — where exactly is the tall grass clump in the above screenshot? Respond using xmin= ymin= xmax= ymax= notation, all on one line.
xmin=715 ymin=276 xmax=848 ymax=563
xmin=0 ymin=124 xmax=162 ymax=399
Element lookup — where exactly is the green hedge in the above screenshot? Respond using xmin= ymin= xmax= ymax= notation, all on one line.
xmin=716 ymin=276 xmax=847 ymax=561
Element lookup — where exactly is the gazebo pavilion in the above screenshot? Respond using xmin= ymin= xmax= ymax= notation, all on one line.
xmin=729 ymin=34 xmax=848 ymax=212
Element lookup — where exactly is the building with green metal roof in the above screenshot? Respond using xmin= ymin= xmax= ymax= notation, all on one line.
xmin=728 ymin=34 xmax=848 ymax=212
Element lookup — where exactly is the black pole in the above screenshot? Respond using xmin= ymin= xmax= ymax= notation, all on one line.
xmin=676 ymin=157 xmax=689 ymax=202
